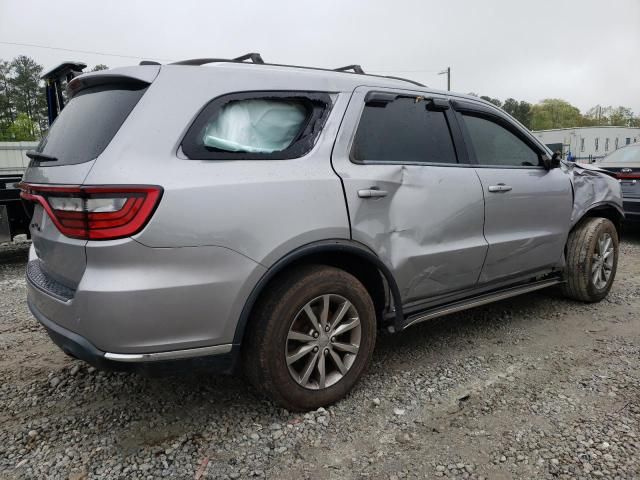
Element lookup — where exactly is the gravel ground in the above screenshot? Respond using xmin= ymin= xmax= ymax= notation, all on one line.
xmin=0 ymin=233 xmax=639 ymax=480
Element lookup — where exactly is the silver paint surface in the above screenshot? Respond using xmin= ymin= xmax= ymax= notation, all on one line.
xmin=21 ymin=64 xmax=624 ymax=357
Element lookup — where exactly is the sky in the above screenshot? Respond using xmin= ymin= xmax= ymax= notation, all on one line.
xmin=1 ymin=0 xmax=639 ymax=113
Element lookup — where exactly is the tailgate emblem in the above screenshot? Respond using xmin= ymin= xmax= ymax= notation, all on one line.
xmin=621 ymin=168 xmax=633 ymax=173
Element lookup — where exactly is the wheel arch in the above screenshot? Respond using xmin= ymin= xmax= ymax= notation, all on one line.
xmin=232 ymin=239 xmax=404 ymax=346
xmin=574 ymin=201 xmax=624 ymax=239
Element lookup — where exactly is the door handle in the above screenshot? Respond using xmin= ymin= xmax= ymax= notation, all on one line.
xmin=358 ymin=188 xmax=388 ymax=198
xmin=488 ymin=184 xmax=512 ymax=193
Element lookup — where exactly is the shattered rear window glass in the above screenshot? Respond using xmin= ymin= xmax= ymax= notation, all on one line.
xmin=201 ymin=99 xmax=308 ymax=154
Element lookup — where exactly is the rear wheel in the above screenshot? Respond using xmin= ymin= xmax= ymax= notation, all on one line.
xmin=243 ymin=265 xmax=376 ymax=411
xmin=561 ymin=217 xmax=618 ymax=302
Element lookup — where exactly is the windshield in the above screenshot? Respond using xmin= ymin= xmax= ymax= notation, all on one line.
xmin=600 ymin=145 xmax=640 ymax=164
xmin=36 ymin=84 xmax=147 ymax=166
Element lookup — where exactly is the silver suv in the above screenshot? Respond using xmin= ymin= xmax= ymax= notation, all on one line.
xmin=21 ymin=55 xmax=623 ymax=410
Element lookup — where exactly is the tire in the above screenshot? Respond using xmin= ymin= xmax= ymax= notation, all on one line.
xmin=243 ymin=265 xmax=376 ymax=411
xmin=561 ymin=217 xmax=619 ymax=302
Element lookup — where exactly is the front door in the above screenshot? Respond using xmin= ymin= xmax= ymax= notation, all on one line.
xmin=455 ymin=106 xmax=573 ymax=284
xmin=331 ymin=87 xmax=488 ymax=305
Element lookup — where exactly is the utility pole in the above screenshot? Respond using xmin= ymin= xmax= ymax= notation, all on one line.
xmin=438 ymin=67 xmax=451 ymax=91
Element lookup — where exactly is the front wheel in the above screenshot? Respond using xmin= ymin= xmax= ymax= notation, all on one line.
xmin=561 ymin=217 xmax=619 ymax=302
xmin=243 ymin=265 xmax=376 ymax=411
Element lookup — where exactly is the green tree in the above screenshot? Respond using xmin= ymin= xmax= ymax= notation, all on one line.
xmin=530 ymin=98 xmax=582 ymax=130
xmin=9 ymin=55 xmax=46 ymax=136
xmin=0 ymin=60 xmax=15 ymax=134
xmin=4 ymin=112 xmax=38 ymax=141
xmin=503 ymin=98 xmax=532 ymax=128
xmin=608 ymin=107 xmax=633 ymax=126
xmin=480 ymin=95 xmax=502 ymax=108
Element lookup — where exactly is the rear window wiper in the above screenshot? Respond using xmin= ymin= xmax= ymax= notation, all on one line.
xmin=26 ymin=151 xmax=58 ymax=163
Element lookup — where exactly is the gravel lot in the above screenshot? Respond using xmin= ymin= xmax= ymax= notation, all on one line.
xmin=1 ymin=233 xmax=639 ymax=480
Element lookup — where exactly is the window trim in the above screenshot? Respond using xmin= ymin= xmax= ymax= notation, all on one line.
xmin=181 ymin=90 xmax=332 ymax=161
xmin=347 ymin=93 xmax=466 ymax=167
xmin=451 ymin=101 xmax=546 ymax=169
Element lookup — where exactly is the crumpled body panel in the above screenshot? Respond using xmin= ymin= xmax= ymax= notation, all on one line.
xmin=338 ymin=162 xmax=488 ymax=303
xmin=566 ymin=162 xmax=624 ymax=226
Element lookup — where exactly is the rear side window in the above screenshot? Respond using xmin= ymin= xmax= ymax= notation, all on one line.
xmin=462 ymin=114 xmax=541 ymax=167
xmin=351 ymin=96 xmax=457 ymax=164
xmin=182 ymin=92 xmax=331 ymax=160
xmin=36 ymin=84 xmax=147 ymax=166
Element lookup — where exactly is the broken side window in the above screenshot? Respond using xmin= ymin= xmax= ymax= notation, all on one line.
xmin=182 ymin=92 xmax=331 ymax=160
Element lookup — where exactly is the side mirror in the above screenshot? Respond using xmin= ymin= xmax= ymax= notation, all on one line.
xmin=542 ymin=152 xmax=562 ymax=170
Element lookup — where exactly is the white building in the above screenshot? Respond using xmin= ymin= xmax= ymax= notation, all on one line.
xmin=0 ymin=141 xmax=39 ymax=175
xmin=533 ymin=126 xmax=640 ymax=163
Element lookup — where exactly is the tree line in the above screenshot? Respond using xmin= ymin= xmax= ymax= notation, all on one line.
xmin=473 ymin=95 xmax=640 ymax=130
xmin=0 ymin=55 xmax=107 ymax=141
xmin=0 ymin=55 xmax=638 ymax=141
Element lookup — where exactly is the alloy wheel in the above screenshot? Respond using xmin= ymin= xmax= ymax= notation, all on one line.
xmin=592 ymin=232 xmax=614 ymax=289
xmin=285 ymin=294 xmax=361 ymax=390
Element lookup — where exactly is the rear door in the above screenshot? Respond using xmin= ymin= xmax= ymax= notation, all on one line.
xmin=23 ymin=73 xmax=153 ymax=289
xmin=331 ymin=87 xmax=488 ymax=305
xmin=453 ymin=100 xmax=573 ymax=284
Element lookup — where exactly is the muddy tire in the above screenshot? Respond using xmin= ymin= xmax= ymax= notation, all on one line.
xmin=561 ymin=217 xmax=618 ymax=302
xmin=243 ymin=265 xmax=376 ymax=411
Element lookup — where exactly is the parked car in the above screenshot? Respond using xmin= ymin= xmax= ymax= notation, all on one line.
xmin=21 ymin=54 xmax=624 ymax=410
xmin=596 ymin=144 xmax=640 ymax=221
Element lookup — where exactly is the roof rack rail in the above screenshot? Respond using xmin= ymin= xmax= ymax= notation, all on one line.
xmin=334 ymin=64 xmax=365 ymax=74
xmin=167 ymin=53 xmax=426 ymax=87
xmin=170 ymin=52 xmax=264 ymax=66
xmin=233 ymin=52 xmax=264 ymax=64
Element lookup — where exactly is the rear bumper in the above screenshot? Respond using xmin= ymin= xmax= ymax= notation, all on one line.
xmin=29 ymin=298 xmax=237 ymax=374
xmin=26 ymin=240 xmax=265 ymax=354
xmin=623 ymin=197 xmax=640 ymax=221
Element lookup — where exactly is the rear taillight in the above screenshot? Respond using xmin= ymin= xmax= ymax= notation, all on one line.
xmin=19 ymin=184 xmax=162 ymax=240
xmin=616 ymin=173 xmax=640 ymax=180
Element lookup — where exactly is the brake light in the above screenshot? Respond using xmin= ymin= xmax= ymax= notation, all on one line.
xmin=19 ymin=184 xmax=162 ymax=240
xmin=616 ymin=173 xmax=640 ymax=180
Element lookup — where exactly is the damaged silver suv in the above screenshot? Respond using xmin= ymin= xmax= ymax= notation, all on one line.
xmin=21 ymin=54 xmax=623 ymax=410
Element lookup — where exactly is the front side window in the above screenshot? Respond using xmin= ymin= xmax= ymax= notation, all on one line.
xmin=182 ymin=92 xmax=331 ymax=160
xmin=462 ymin=114 xmax=540 ymax=167
xmin=351 ymin=96 xmax=457 ymax=164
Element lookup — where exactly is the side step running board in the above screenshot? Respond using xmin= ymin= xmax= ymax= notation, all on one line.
xmin=401 ymin=278 xmax=562 ymax=330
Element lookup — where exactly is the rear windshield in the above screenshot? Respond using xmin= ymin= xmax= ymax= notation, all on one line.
xmin=36 ymin=84 xmax=147 ymax=165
